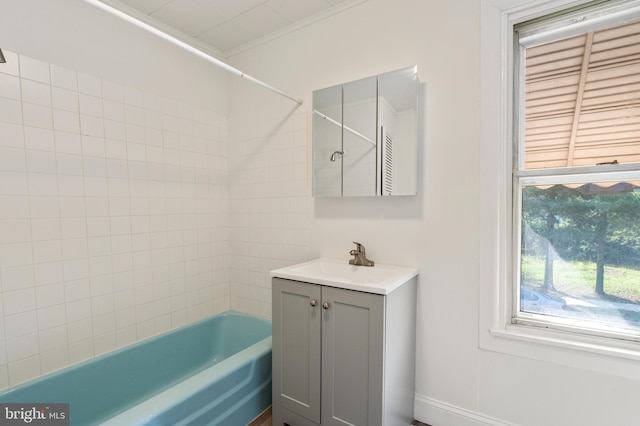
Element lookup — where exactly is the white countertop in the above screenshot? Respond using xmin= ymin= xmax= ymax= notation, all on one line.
xmin=270 ymin=258 xmax=418 ymax=295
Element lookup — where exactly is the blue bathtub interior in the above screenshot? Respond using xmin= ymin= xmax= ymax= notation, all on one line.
xmin=0 ymin=311 xmax=272 ymax=425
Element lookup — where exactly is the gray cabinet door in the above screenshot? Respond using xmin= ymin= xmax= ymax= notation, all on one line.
xmin=272 ymin=278 xmax=322 ymax=424
xmin=321 ymin=287 xmax=384 ymax=426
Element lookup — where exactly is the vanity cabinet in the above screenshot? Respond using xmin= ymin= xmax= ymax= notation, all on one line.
xmin=271 ymin=275 xmax=416 ymax=426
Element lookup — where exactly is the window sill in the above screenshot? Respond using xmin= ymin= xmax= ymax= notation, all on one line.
xmin=490 ymin=324 xmax=640 ymax=363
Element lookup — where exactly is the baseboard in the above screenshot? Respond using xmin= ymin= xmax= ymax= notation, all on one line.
xmin=414 ymin=394 xmax=514 ymax=426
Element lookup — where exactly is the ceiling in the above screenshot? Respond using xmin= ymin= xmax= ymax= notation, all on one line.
xmin=109 ymin=0 xmax=355 ymax=54
xmin=524 ymin=19 xmax=640 ymax=170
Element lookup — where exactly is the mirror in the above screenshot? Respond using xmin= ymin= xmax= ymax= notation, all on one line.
xmin=312 ymin=66 xmax=419 ymax=197
xmin=313 ymin=84 xmax=343 ymax=197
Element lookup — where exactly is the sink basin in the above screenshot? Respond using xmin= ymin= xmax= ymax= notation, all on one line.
xmin=270 ymin=258 xmax=418 ymax=295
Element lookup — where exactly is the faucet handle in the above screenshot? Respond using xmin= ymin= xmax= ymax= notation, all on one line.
xmin=349 ymin=242 xmax=374 ymax=267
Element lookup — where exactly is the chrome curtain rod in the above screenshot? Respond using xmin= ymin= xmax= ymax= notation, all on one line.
xmin=82 ymin=0 xmax=303 ymax=105
xmin=313 ymin=109 xmax=376 ymax=146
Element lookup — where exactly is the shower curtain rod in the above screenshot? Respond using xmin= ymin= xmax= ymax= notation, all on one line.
xmin=82 ymin=0 xmax=303 ymax=105
xmin=313 ymin=109 xmax=376 ymax=146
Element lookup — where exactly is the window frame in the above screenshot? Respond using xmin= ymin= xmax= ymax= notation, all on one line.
xmin=513 ymin=169 xmax=640 ymax=340
xmin=512 ymin=1 xmax=640 ymax=341
xmin=479 ymin=0 xmax=640 ymax=371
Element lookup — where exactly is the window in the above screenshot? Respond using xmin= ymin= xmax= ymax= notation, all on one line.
xmin=513 ymin=1 xmax=640 ymax=341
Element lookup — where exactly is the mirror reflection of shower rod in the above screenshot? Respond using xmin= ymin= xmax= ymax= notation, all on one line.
xmin=82 ymin=0 xmax=303 ymax=105
xmin=312 ymin=109 xmax=376 ymax=146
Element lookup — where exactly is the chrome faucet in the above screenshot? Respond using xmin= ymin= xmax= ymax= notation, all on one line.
xmin=349 ymin=242 xmax=374 ymax=267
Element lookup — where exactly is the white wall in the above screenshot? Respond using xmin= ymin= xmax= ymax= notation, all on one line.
xmin=0 ymin=0 xmax=229 ymax=388
xmin=226 ymin=0 xmax=640 ymax=425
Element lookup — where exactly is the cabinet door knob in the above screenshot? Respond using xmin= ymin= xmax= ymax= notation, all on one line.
xmin=310 ymin=299 xmax=317 ymax=307
xmin=322 ymin=302 xmax=330 ymax=310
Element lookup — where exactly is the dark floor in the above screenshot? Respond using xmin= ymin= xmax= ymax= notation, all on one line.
xmin=248 ymin=407 xmax=272 ymax=426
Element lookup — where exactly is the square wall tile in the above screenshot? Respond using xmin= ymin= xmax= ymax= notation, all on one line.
xmin=19 ymin=56 xmax=50 ymax=84
xmin=8 ymin=355 xmax=40 ymax=387
xmin=0 ymin=51 xmax=231 ymax=391
xmin=50 ymin=65 xmax=77 ymax=91
xmin=53 ymin=109 xmax=81 ymax=134
xmin=0 ymin=147 xmax=26 ymax=172
xmin=24 ymin=127 xmax=54 ymax=151
xmin=21 ymin=80 xmax=52 ymax=107
xmin=0 ymin=74 xmax=21 ymax=101
xmin=3 ymin=289 xmax=36 ymax=316
xmin=22 ymin=103 xmax=53 ymax=129
xmin=0 ymin=98 xmax=22 ymax=125
xmin=4 ymin=311 xmax=38 ymax=339
xmin=77 ymin=73 xmax=101 ymax=97
xmin=0 ymin=123 xmax=24 ymax=148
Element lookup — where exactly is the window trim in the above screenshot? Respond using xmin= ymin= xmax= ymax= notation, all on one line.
xmin=479 ymin=0 xmax=640 ymax=374
xmin=516 ymin=0 xmax=640 ymax=48
xmin=513 ymin=1 xmax=640 ymax=341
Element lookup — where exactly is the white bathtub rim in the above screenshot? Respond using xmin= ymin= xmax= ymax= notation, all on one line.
xmin=99 ymin=336 xmax=272 ymax=426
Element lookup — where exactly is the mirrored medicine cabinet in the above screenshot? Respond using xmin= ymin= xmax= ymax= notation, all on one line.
xmin=312 ymin=66 xmax=419 ymax=197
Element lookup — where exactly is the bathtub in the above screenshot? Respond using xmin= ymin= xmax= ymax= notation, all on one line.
xmin=0 ymin=311 xmax=272 ymax=425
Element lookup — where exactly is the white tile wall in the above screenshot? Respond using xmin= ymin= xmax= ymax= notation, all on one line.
xmin=227 ymin=107 xmax=309 ymax=319
xmin=0 ymin=51 xmax=228 ymax=389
